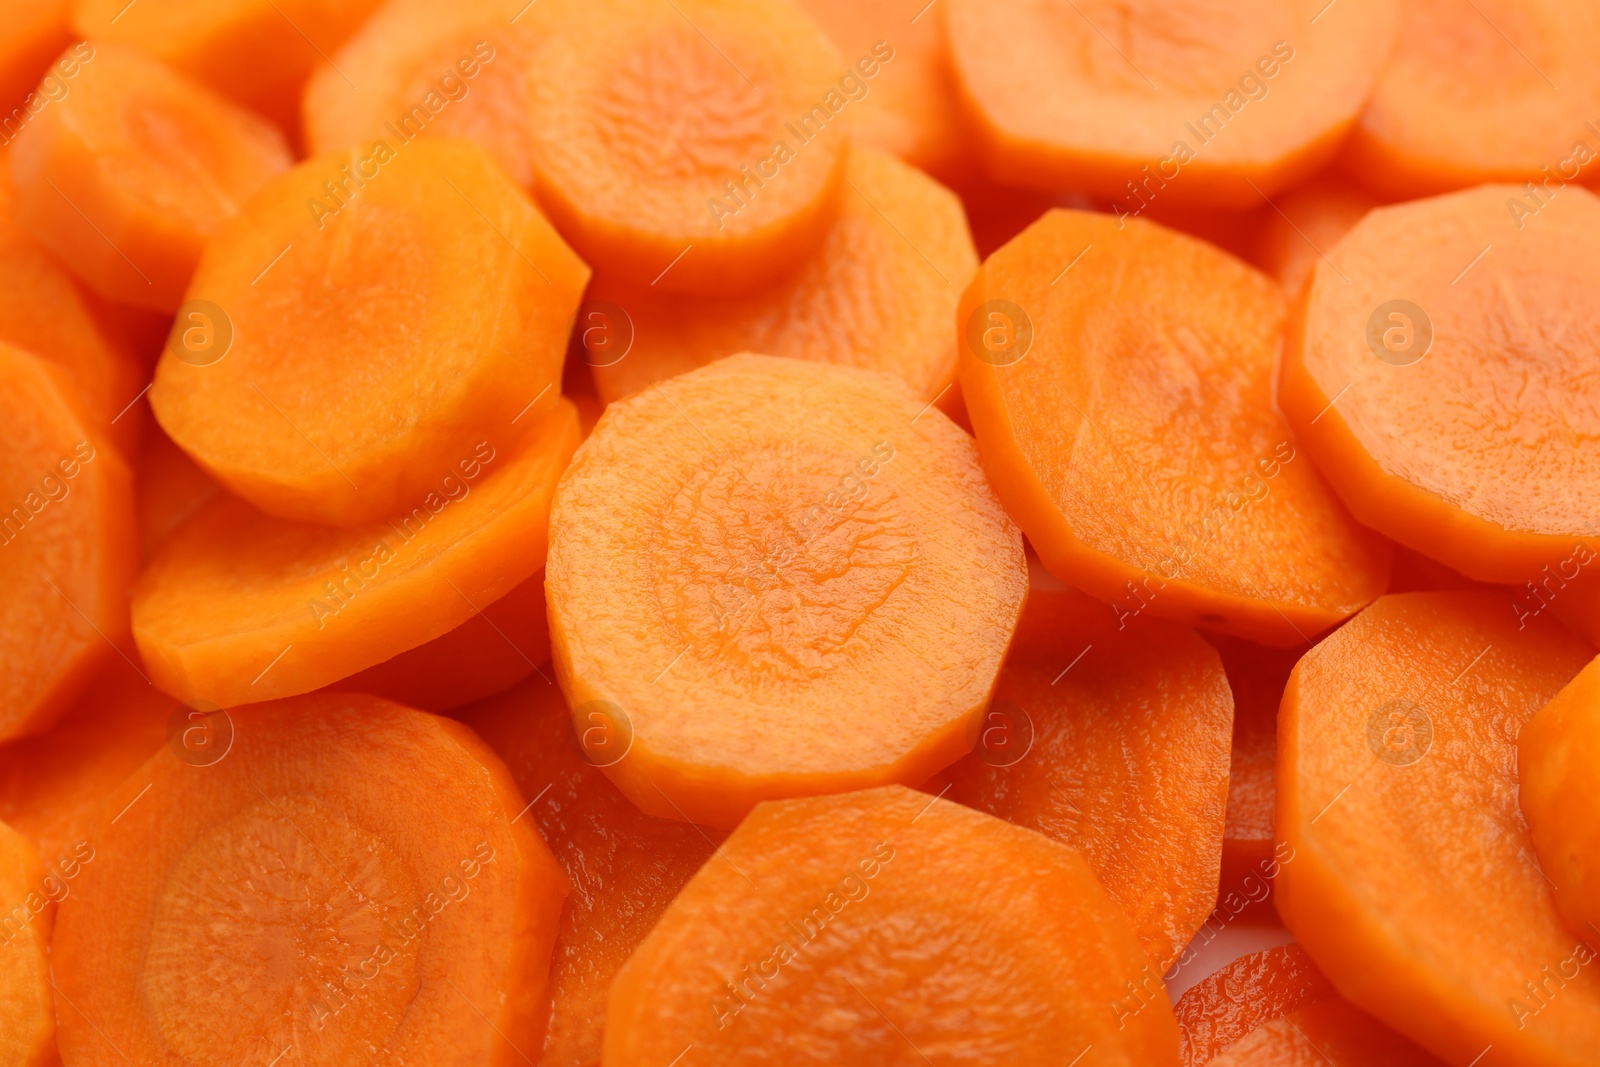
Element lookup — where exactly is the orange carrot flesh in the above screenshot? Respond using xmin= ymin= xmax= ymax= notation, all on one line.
xmin=1174 ymin=944 xmax=1336 ymax=1066
xmin=1249 ymin=174 xmax=1379 ymax=296
xmin=1211 ymin=635 xmax=1300 ymax=894
xmin=0 ymin=819 xmax=54 ymax=1066
xmin=0 ymin=0 xmax=70 ymax=115
xmin=1209 ymin=998 xmax=1448 ymax=1066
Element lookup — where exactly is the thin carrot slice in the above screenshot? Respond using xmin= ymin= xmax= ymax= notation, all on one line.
xmin=7 ymin=42 xmax=291 ymax=312
xmin=135 ymin=426 xmax=221 ymax=561
xmin=1250 ymin=175 xmax=1378 ymax=296
xmin=457 ymin=676 xmax=724 ymax=1067
xmin=1175 ymin=944 xmax=1336 ymax=1066
xmin=524 ymin=0 xmax=847 ymax=294
xmin=944 ymin=0 xmax=1397 ymax=206
xmin=960 ymin=209 xmax=1391 ymax=645
xmin=1276 ymin=591 xmax=1600 ymax=1064
xmin=0 ymin=342 xmax=135 ymax=740
xmin=546 ymin=354 xmax=1026 ymax=828
xmin=605 ymin=785 xmax=1180 ymax=1064
xmin=1210 ymin=999 xmax=1448 ymax=1066
xmin=149 ymin=137 xmax=589 ymax=527
xmin=947 ymin=575 xmax=1233 ymax=970
xmin=588 ymin=146 xmax=976 ymax=407
xmin=52 ymin=691 xmax=569 ymax=1065
xmin=1211 ymin=636 xmax=1299 ymax=895
xmin=0 ymin=0 xmax=69 ymax=114
xmin=1283 ymin=184 xmax=1600 ymax=583
xmin=0 ymin=819 xmax=53 ymax=1067
xmin=132 ymin=401 xmax=580 ymax=707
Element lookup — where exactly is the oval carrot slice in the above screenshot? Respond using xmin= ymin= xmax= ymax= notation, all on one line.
xmin=524 ymin=0 xmax=847 ymax=294
xmin=546 ymin=354 xmax=1025 ymax=828
xmin=1276 ymin=591 xmax=1600 ymax=1064
xmin=1210 ymin=999 xmax=1448 ymax=1066
xmin=1250 ymin=175 xmax=1379 ymax=296
xmin=52 ymin=691 xmax=569 ymax=1065
xmin=149 ymin=138 xmax=589 ymax=527
xmin=0 ymin=819 xmax=53 ymax=1066
xmin=606 ymin=785 xmax=1180 ymax=1065
xmin=944 ymin=0 xmax=1397 ymax=206
xmin=588 ymin=145 xmax=976 ymax=408
xmin=1519 ymin=655 xmax=1600 ymax=943
xmin=1175 ymin=943 xmax=1337 ymax=1066
xmin=1211 ymin=636 xmax=1299 ymax=896
xmin=0 ymin=0 xmax=69 ymax=115
xmin=7 ymin=42 xmax=291 ymax=312
xmin=1283 ymin=184 xmax=1600 ymax=584
xmin=132 ymin=401 xmax=580 ymax=707
xmin=960 ymin=209 xmax=1391 ymax=645
xmin=457 ymin=675 xmax=724 ymax=1067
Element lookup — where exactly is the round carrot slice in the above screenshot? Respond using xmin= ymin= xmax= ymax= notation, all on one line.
xmin=0 ymin=819 xmax=53 ymax=1066
xmin=605 ymin=785 xmax=1180 ymax=1064
xmin=960 ymin=209 xmax=1391 ymax=646
xmin=1283 ymin=184 xmax=1600 ymax=584
xmin=1276 ymin=591 xmax=1600 ymax=1064
xmin=1519 ymin=655 xmax=1600 ymax=943
xmin=944 ymin=0 xmax=1397 ymax=206
xmin=546 ymin=354 xmax=1026 ymax=828
xmin=1210 ymin=999 xmax=1448 ymax=1066
xmin=588 ymin=145 xmax=976 ymax=407
xmin=149 ymin=137 xmax=589 ymax=527
xmin=1250 ymin=175 xmax=1379 ymax=296
xmin=7 ymin=42 xmax=291 ymax=312
xmin=52 ymin=691 xmax=569 ymax=1066
xmin=132 ymin=400 xmax=579 ymax=707
xmin=524 ymin=0 xmax=847 ymax=294
xmin=1175 ymin=943 xmax=1337 ymax=1066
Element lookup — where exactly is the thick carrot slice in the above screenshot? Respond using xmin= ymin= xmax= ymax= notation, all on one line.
xmin=1211 ymin=636 xmax=1299 ymax=895
xmin=1250 ymin=175 xmax=1378 ymax=296
xmin=0 ymin=342 xmax=135 ymax=740
xmin=0 ymin=819 xmax=53 ymax=1066
xmin=960 ymin=209 xmax=1391 ymax=645
xmin=135 ymin=425 xmax=220 ymax=561
xmin=947 ymin=576 xmax=1233 ymax=969
xmin=7 ymin=42 xmax=291 ymax=312
xmin=1175 ymin=944 xmax=1336 ymax=1066
xmin=944 ymin=0 xmax=1397 ymax=206
xmin=1276 ymin=591 xmax=1600 ymax=1064
xmin=546 ymin=354 xmax=1025 ymax=828
xmin=606 ymin=785 xmax=1180 ymax=1064
xmin=1283 ymin=185 xmax=1600 ymax=584
xmin=524 ymin=0 xmax=847 ymax=294
xmin=132 ymin=401 xmax=579 ymax=707
xmin=1519 ymin=655 xmax=1600 ymax=943
xmin=588 ymin=146 xmax=976 ymax=407
xmin=1210 ymin=999 xmax=1447 ymax=1066
xmin=457 ymin=676 xmax=723 ymax=1067
xmin=149 ymin=138 xmax=589 ymax=527
xmin=52 ymin=691 xmax=569 ymax=1065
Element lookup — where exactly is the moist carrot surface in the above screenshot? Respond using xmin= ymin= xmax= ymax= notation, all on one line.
xmin=960 ymin=209 xmax=1391 ymax=645
xmin=1174 ymin=944 xmax=1335 ymax=1066
xmin=132 ymin=400 xmax=579 ymax=707
xmin=605 ymin=785 xmax=1180 ymax=1064
xmin=1209 ymin=998 xmax=1447 ymax=1066
xmin=0 ymin=819 xmax=54 ymax=1067
xmin=545 ymin=354 xmax=1026 ymax=828
xmin=1284 ymin=185 xmax=1600 ymax=584
xmin=1276 ymin=592 xmax=1600 ymax=1065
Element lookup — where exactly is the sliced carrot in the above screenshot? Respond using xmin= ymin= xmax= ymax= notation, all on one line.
xmin=1276 ymin=591 xmax=1600 ymax=1064
xmin=0 ymin=819 xmax=54 ymax=1067
xmin=0 ymin=0 xmax=69 ymax=115
xmin=605 ymin=785 xmax=1180 ymax=1064
xmin=0 ymin=342 xmax=135 ymax=740
xmin=588 ymin=145 xmax=976 ymax=407
xmin=960 ymin=209 xmax=1391 ymax=645
xmin=546 ymin=354 xmax=1026 ymax=828
xmin=1284 ymin=185 xmax=1600 ymax=584
xmin=149 ymin=137 xmax=589 ymax=527
xmin=132 ymin=400 xmax=580 ymax=707
xmin=7 ymin=42 xmax=291 ymax=312
xmin=1175 ymin=944 xmax=1336 ymax=1066
xmin=1549 ymin=573 xmax=1600 ymax=648
xmin=1137 ymin=201 xmax=1267 ymax=263
xmin=1386 ymin=546 xmax=1500 ymax=595
xmin=135 ymin=425 xmax=220 ymax=562
xmin=52 ymin=691 xmax=569 ymax=1065
xmin=1250 ymin=175 xmax=1378 ymax=296
xmin=524 ymin=0 xmax=847 ymax=294
xmin=457 ymin=676 xmax=724 ymax=1067
xmin=945 ymin=0 xmax=1397 ymax=206
xmin=1210 ymin=998 xmax=1448 ymax=1066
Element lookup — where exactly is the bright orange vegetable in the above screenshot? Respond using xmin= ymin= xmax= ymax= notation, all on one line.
xmin=1519 ymin=655 xmax=1600 ymax=943
xmin=0 ymin=818 xmax=54 ymax=1066
xmin=0 ymin=0 xmax=70 ymax=115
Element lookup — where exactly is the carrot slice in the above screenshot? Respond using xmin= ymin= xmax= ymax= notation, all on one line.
xmin=52 ymin=691 xmax=569 ymax=1065
xmin=1210 ymin=999 xmax=1448 ymax=1066
xmin=960 ymin=209 xmax=1391 ymax=645
xmin=1175 ymin=944 xmax=1337 ymax=1066
xmin=524 ymin=0 xmax=847 ymax=294
xmin=149 ymin=137 xmax=589 ymax=527
xmin=1550 ymin=574 xmax=1600 ymax=648
xmin=0 ymin=0 xmax=69 ymax=114
xmin=1519 ymin=655 xmax=1600 ymax=943
xmin=1276 ymin=591 xmax=1600 ymax=1064
xmin=132 ymin=401 xmax=580 ymax=707
xmin=947 ymin=576 xmax=1233 ymax=969
xmin=1283 ymin=185 xmax=1600 ymax=583
xmin=605 ymin=785 xmax=1180 ymax=1064
xmin=1250 ymin=175 xmax=1378 ymax=296
xmin=7 ymin=42 xmax=291 ymax=312
xmin=1211 ymin=636 xmax=1299 ymax=895
xmin=135 ymin=425 xmax=221 ymax=561
xmin=944 ymin=0 xmax=1397 ymax=206
xmin=546 ymin=354 xmax=1025 ymax=827
xmin=457 ymin=676 xmax=724 ymax=1067
xmin=588 ymin=146 xmax=976 ymax=407
xmin=0 ymin=819 xmax=53 ymax=1066
xmin=0 ymin=342 xmax=135 ymax=740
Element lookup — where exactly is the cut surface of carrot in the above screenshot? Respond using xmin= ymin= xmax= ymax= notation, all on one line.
xmin=135 ymin=425 xmax=221 ymax=561
xmin=589 ymin=145 xmax=976 ymax=407
xmin=1250 ymin=175 xmax=1378 ymax=296
xmin=1174 ymin=943 xmax=1335 ymax=1067
xmin=1284 ymin=184 xmax=1600 ymax=584
xmin=546 ymin=354 xmax=1026 ymax=828
xmin=149 ymin=137 xmax=588 ymax=527
xmin=132 ymin=401 xmax=579 ymax=707
xmin=1276 ymin=592 xmax=1600 ymax=1065
xmin=52 ymin=691 xmax=568 ymax=1066
xmin=605 ymin=785 xmax=1180 ymax=1064
xmin=8 ymin=42 xmax=291 ymax=311
xmin=0 ymin=818 xmax=54 ymax=1067
xmin=1210 ymin=998 xmax=1447 ymax=1066
xmin=960 ymin=209 xmax=1391 ymax=645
